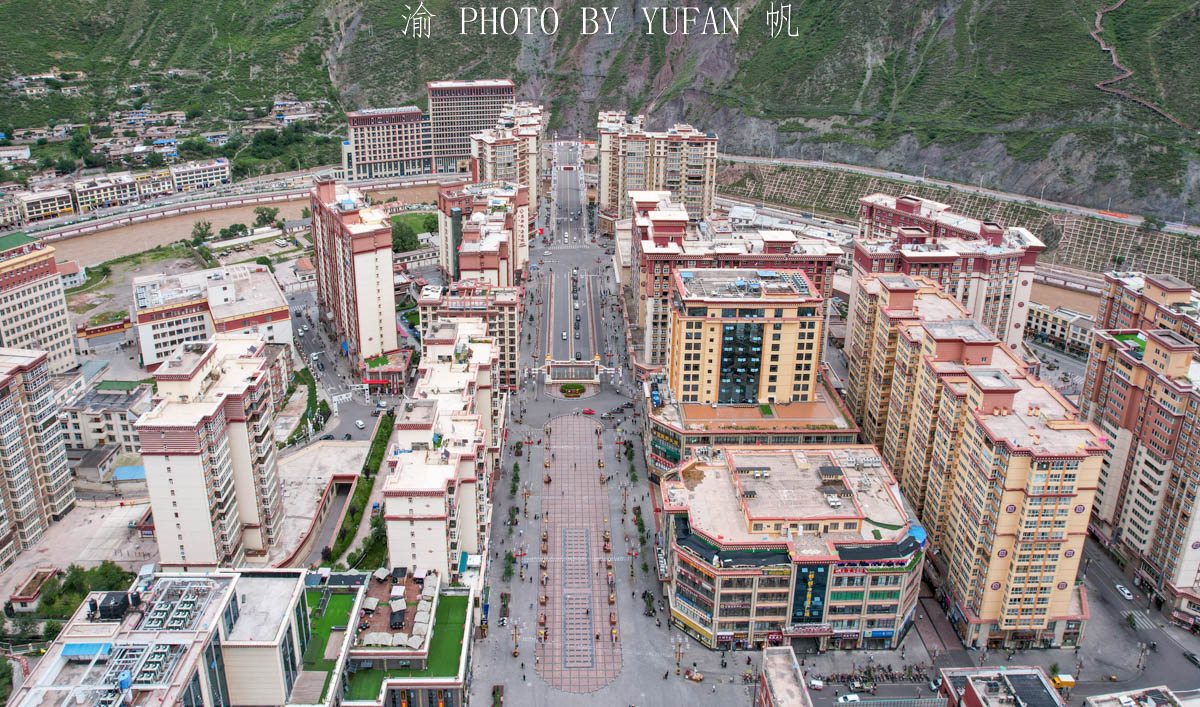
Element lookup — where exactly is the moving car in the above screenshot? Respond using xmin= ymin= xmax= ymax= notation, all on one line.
xmin=1184 ymin=651 xmax=1200 ymax=668
xmin=562 ymin=331 xmax=568 ymax=340
xmin=1115 ymin=584 xmax=1134 ymax=600
xmin=575 ymin=331 xmax=580 ymax=339
xmin=354 ymin=419 xmax=366 ymax=429
xmin=838 ymin=696 xmax=860 ymax=704
xmin=581 ymin=408 xmax=595 ymax=415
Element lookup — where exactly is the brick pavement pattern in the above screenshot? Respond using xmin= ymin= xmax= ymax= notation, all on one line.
xmin=536 ymin=415 xmax=623 ymax=692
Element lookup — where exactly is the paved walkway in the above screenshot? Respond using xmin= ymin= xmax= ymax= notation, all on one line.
xmin=536 ymin=415 xmax=622 ymax=692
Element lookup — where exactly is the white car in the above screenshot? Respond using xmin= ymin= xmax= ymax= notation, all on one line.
xmin=561 ymin=331 xmax=567 ymax=341
xmin=1115 ymin=584 xmax=1134 ymax=600
xmin=838 ymin=695 xmax=860 ymax=703
xmin=543 ymin=250 xmax=551 ymax=256
xmin=354 ymin=420 xmax=365 ymax=430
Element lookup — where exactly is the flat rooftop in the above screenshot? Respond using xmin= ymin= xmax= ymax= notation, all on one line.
xmin=66 ymin=381 xmax=152 ymax=413
xmin=1088 ymin=687 xmax=1183 ymax=707
xmin=653 ymin=384 xmax=852 ymax=434
xmin=428 ymin=79 xmax=514 ymax=89
xmin=662 ymin=445 xmax=909 ymax=552
xmin=762 ymin=646 xmax=812 ymax=707
xmin=224 ymin=573 xmax=301 ymax=642
xmin=676 ymin=268 xmax=817 ymax=301
xmin=132 ymin=263 xmax=286 ymax=321
xmin=267 ymin=441 xmax=369 ymax=566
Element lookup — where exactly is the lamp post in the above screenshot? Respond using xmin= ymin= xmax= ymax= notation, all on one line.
xmin=672 ymin=634 xmax=688 ymax=675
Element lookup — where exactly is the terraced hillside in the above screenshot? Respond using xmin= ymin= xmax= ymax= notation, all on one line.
xmin=719 ymin=161 xmax=1200 ymax=287
xmin=0 ymin=0 xmax=1197 ymax=220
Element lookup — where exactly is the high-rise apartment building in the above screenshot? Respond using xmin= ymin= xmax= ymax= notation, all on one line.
xmin=850 ymin=194 xmax=1044 ymax=350
xmin=0 ymin=349 xmax=74 ymax=570
xmin=382 ymin=319 xmax=502 ymax=586
xmin=0 ymin=233 xmax=77 ymax=373
xmin=625 ymin=191 xmax=840 ymax=368
xmin=416 ymin=280 xmax=520 ymax=389
xmin=471 ymin=101 xmax=546 ymax=223
xmin=135 ymin=335 xmax=290 ymax=569
xmin=341 ymin=106 xmax=431 ymax=181
xmin=311 ymin=179 xmax=399 ymax=363
xmin=597 ymin=112 xmax=717 ymax=227
xmin=1094 ymin=271 xmax=1200 ymax=346
xmin=132 ymin=263 xmax=292 ymax=367
xmin=435 ymin=180 xmax=530 ymax=286
xmin=847 ymin=273 xmax=1103 ymax=649
xmin=427 ymin=79 xmax=515 ymax=173
xmin=660 ymin=445 xmax=924 ymax=651
xmin=339 ymin=79 xmax=513 ymax=181
xmin=666 ymin=268 xmax=824 ymax=404
xmin=1080 ymin=327 xmax=1200 ymax=622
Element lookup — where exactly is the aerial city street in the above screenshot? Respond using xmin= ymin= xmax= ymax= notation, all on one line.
xmin=0 ymin=9 xmax=1198 ymax=704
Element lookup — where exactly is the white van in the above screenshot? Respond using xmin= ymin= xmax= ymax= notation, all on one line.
xmin=274 ymin=238 xmax=289 ymax=248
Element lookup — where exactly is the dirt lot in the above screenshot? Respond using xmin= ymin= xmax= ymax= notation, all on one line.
xmin=212 ymin=234 xmax=310 ymax=268
xmin=1030 ymin=282 xmax=1101 ymax=316
xmin=66 ymin=249 xmax=201 ymax=330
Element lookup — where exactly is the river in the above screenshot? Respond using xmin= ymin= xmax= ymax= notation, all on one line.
xmin=47 ymin=185 xmax=442 ymax=267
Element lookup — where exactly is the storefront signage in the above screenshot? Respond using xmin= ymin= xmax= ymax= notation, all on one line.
xmin=867 ymin=629 xmax=894 ymax=638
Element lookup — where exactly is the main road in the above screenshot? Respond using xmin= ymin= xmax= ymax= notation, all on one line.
xmin=541 ymin=141 xmax=614 ymax=370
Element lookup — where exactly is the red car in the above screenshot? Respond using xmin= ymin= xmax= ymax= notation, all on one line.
xmin=581 ymin=408 xmax=595 ymax=415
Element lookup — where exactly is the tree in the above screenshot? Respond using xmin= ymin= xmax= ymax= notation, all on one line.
xmin=144 ymin=152 xmax=166 ymax=168
xmin=83 ymin=152 xmax=106 ymax=168
xmin=185 ymin=105 xmax=203 ymax=120
xmin=301 ymin=206 xmax=311 ymax=219
xmin=55 ymin=158 xmax=76 ymax=174
xmin=190 ymin=220 xmax=213 ymax=245
xmin=43 ymin=620 xmax=64 ymax=641
xmin=253 ymin=206 xmax=280 ymax=227
xmin=254 ymin=256 xmax=275 ymax=272
xmin=68 ymin=129 xmax=91 ymax=158
xmin=392 ymin=221 xmax=419 ymax=252
xmin=422 ymin=213 xmax=438 ymax=233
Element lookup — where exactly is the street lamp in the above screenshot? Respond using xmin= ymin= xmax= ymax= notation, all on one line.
xmin=672 ymin=634 xmax=688 ymax=675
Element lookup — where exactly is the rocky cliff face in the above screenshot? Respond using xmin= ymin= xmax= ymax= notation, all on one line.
xmin=326 ymin=0 xmax=1198 ymax=220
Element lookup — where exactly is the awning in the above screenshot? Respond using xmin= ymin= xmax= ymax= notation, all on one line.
xmin=362 ymin=379 xmax=388 ymax=385
xmin=373 ymin=568 xmax=388 ymax=582
xmin=362 ymin=597 xmax=379 ymax=612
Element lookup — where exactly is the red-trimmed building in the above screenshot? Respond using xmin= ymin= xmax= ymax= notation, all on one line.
xmin=851 ymin=193 xmax=1044 ymax=351
xmin=311 ymin=179 xmax=400 ymax=364
xmin=381 ymin=320 xmax=502 ymax=588
xmin=0 ymin=232 xmax=77 ymax=373
xmin=626 ymin=191 xmax=841 ymax=369
xmin=135 ymin=335 xmax=291 ymax=570
xmin=132 ymin=263 xmax=292 ymax=368
xmin=416 ymin=280 xmax=521 ymax=389
xmin=341 ymin=106 xmax=431 ymax=181
xmin=435 ymin=181 xmax=530 ymax=288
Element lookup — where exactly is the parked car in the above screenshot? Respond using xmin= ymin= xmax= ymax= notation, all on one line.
xmin=1115 ymin=584 xmax=1134 ymax=600
xmin=838 ymin=696 xmax=860 ymax=704
xmin=354 ymin=419 xmax=366 ymax=429
xmin=342 ymin=433 xmax=352 ymax=440
xmin=1184 ymin=651 xmax=1200 ymax=668
xmin=318 ymin=434 xmax=335 ymax=441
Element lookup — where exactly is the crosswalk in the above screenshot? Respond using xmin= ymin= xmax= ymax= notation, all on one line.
xmin=1129 ymin=610 xmax=1158 ymax=630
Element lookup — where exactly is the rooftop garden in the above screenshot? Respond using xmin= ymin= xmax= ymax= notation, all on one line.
xmin=344 ymin=594 xmax=469 ymax=700
xmin=302 ymin=590 xmax=356 ymax=702
xmin=365 ymin=354 xmax=389 ymax=369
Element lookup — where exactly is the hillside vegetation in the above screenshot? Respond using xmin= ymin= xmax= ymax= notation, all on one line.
xmin=0 ymin=0 xmax=1196 ymax=218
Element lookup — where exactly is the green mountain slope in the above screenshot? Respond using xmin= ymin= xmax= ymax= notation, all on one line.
xmin=0 ymin=0 xmax=1196 ymax=219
